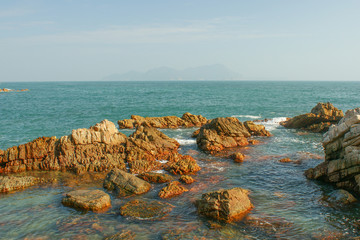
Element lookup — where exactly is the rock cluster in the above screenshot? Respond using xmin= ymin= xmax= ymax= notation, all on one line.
xmin=196 ymin=117 xmax=270 ymax=154
xmin=0 ymin=120 xmax=197 ymax=175
xmin=158 ymin=181 xmax=188 ymax=198
xmin=281 ymin=102 xmax=343 ymax=133
xmin=305 ymin=108 xmax=360 ymax=194
xmin=195 ymin=187 xmax=253 ymax=222
xmin=117 ymin=112 xmax=207 ymax=129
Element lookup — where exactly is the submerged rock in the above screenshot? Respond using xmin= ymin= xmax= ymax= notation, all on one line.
xmin=158 ymin=181 xmax=188 ymax=198
xmin=196 ymin=117 xmax=270 ymax=154
xmin=117 ymin=112 xmax=207 ymax=129
xmin=120 ymin=199 xmax=174 ymax=220
xmin=305 ymin=108 xmax=360 ymax=194
xmin=62 ymin=189 xmax=111 ymax=211
xmin=281 ymin=102 xmax=343 ymax=133
xmin=137 ymin=172 xmax=173 ymax=183
xmin=195 ymin=187 xmax=253 ymax=222
xmin=324 ymin=189 xmax=357 ymax=206
xmin=104 ymin=230 xmax=136 ymax=240
xmin=0 ymin=175 xmax=42 ymax=193
xmin=103 ymin=169 xmax=151 ymax=196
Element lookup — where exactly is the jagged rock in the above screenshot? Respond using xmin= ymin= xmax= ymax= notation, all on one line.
xmin=120 ymin=199 xmax=174 ymax=220
xmin=281 ymin=102 xmax=343 ymax=133
xmin=166 ymin=155 xmax=201 ymax=175
xmin=244 ymin=121 xmax=272 ymax=137
xmin=196 ymin=117 xmax=270 ymax=154
xmin=323 ymin=189 xmax=357 ymax=206
xmin=231 ymin=152 xmax=245 ymax=163
xmin=62 ymin=189 xmax=111 ymax=211
xmin=305 ymin=108 xmax=360 ymax=194
xmin=103 ymin=169 xmax=151 ymax=196
xmin=104 ymin=231 xmax=135 ymax=240
xmin=137 ymin=172 xmax=173 ymax=183
xmin=158 ymin=181 xmax=188 ymax=198
xmin=179 ymin=175 xmax=195 ymax=184
xmin=0 ymin=175 xmax=42 ymax=193
xmin=126 ymin=125 xmax=180 ymax=173
xmin=195 ymin=187 xmax=253 ymax=222
xmin=191 ymin=129 xmax=200 ymax=138
xmin=117 ymin=112 xmax=207 ymax=129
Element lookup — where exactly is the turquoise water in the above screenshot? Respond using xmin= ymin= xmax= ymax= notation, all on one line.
xmin=1 ymin=81 xmax=360 ymax=239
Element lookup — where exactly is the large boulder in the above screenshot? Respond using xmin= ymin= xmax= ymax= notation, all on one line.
xmin=196 ymin=117 xmax=270 ymax=154
xmin=0 ymin=175 xmax=42 ymax=193
xmin=137 ymin=172 xmax=173 ymax=183
xmin=305 ymin=108 xmax=360 ymax=194
xmin=120 ymin=199 xmax=174 ymax=220
xmin=103 ymin=168 xmax=151 ymax=196
xmin=62 ymin=189 xmax=111 ymax=211
xmin=281 ymin=102 xmax=343 ymax=133
xmin=195 ymin=187 xmax=253 ymax=222
xmin=117 ymin=112 xmax=207 ymax=129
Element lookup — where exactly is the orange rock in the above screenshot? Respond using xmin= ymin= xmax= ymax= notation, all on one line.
xmin=179 ymin=175 xmax=195 ymax=184
xmin=158 ymin=181 xmax=188 ymax=198
xmin=231 ymin=152 xmax=245 ymax=163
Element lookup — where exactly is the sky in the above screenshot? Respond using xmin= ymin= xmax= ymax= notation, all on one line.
xmin=1 ymin=0 xmax=360 ymax=82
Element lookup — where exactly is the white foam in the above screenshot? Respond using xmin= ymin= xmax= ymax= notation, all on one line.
xmin=262 ymin=117 xmax=288 ymax=131
xmin=232 ymin=115 xmax=261 ymax=119
xmin=151 ymin=169 xmax=167 ymax=174
xmin=156 ymin=160 xmax=168 ymax=164
xmin=175 ymin=138 xmax=196 ymax=145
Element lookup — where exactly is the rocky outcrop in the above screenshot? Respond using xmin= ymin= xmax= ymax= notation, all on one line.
xmin=0 ymin=119 xmax=127 ymax=174
xmin=281 ymin=102 xmax=343 ymax=133
xmin=195 ymin=187 xmax=253 ymax=222
xmin=196 ymin=117 xmax=270 ymax=154
xmin=117 ymin=112 xmax=207 ymax=129
xmin=103 ymin=168 xmax=151 ymax=196
xmin=305 ymin=108 xmax=360 ymax=194
xmin=0 ymin=175 xmax=42 ymax=193
xmin=62 ymin=189 xmax=111 ymax=211
xmin=0 ymin=88 xmax=29 ymax=92
xmin=323 ymin=189 xmax=357 ymax=206
xmin=158 ymin=181 xmax=188 ymax=198
xmin=138 ymin=172 xmax=173 ymax=183
xmin=0 ymin=119 xmax=198 ymax=176
xmin=120 ymin=199 xmax=174 ymax=220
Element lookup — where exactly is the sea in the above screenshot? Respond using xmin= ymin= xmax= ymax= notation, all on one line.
xmin=1 ymin=81 xmax=360 ymax=239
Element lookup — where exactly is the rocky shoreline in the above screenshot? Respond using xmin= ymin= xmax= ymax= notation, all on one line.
xmin=0 ymin=88 xmax=29 ymax=93
xmin=1 ymin=105 xmax=360 ymax=237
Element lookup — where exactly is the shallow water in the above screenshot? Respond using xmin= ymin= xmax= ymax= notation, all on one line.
xmin=1 ymin=81 xmax=360 ymax=239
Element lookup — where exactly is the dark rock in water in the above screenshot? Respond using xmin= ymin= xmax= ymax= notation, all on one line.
xmin=166 ymin=155 xmax=201 ymax=175
xmin=104 ymin=230 xmax=136 ymax=240
xmin=137 ymin=172 xmax=173 ymax=183
xmin=120 ymin=199 xmax=174 ymax=220
xmin=195 ymin=187 xmax=253 ymax=222
xmin=117 ymin=112 xmax=207 ymax=129
xmin=158 ymin=181 xmax=188 ymax=198
xmin=103 ymin=169 xmax=151 ymax=196
xmin=179 ymin=175 xmax=195 ymax=184
xmin=305 ymin=108 xmax=360 ymax=194
xmin=0 ymin=175 xmax=42 ymax=193
xmin=196 ymin=117 xmax=270 ymax=154
xmin=281 ymin=102 xmax=343 ymax=133
xmin=323 ymin=189 xmax=357 ymax=206
xmin=231 ymin=152 xmax=245 ymax=163
xmin=61 ymin=189 xmax=111 ymax=211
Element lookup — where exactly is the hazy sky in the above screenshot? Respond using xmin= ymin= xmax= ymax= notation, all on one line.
xmin=1 ymin=0 xmax=360 ymax=81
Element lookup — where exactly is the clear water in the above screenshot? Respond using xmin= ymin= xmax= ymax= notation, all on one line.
xmin=1 ymin=81 xmax=360 ymax=239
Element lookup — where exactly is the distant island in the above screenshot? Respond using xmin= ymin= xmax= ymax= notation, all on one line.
xmin=102 ymin=64 xmax=241 ymax=81
xmin=0 ymin=88 xmax=29 ymax=92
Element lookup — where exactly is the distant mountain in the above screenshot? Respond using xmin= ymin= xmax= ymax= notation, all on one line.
xmin=102 ymin=64 xmax=241 ymax=81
